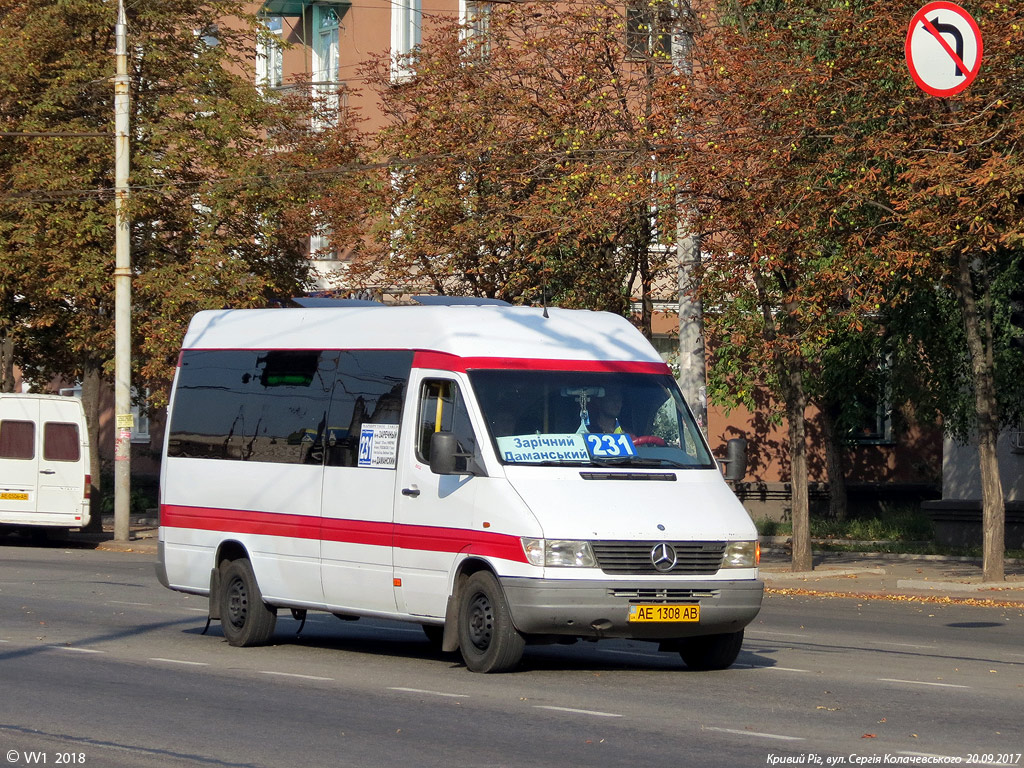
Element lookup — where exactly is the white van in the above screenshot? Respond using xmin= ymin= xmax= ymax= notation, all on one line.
xmin=0 ymin=393 xmax=91 ymax=530
xmin=157 ymin=303 xmax=762 ymax=672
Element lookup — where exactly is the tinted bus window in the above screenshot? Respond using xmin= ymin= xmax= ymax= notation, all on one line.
xmin=325 ymin=350 xmax=413 ymax=468
xmin=167 ymin=349 xmax=336 ymax=464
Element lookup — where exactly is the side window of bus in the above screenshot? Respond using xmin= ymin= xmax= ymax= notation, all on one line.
xmin=416 ymin=379 xmax=478 ymax=472
xmin=325 ymin=350 xmax=413 ymax=468
xmin=167 ymin=349 xmax=336 ymax=464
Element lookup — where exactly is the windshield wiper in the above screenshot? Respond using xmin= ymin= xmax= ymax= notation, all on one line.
xmin=587 ymin=456 xmax=687 ymax=469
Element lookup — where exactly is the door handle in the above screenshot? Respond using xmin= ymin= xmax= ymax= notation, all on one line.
xmin=39 ymin=469 xmax=56 ymax=475
xmin=401 ymin=487 xmax=420 ymax=498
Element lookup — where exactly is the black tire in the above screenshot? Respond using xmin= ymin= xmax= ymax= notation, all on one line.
xmin=678 ymin=629 xmax=744 ymax=671
xmin=457 ymin=571 xmax=525 ymax=673
xmin=219 ymin=558 xmax=277 ymax=647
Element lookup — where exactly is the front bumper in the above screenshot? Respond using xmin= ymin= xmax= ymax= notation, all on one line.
xmin=500 ymin=576 xmax=763 ymax=640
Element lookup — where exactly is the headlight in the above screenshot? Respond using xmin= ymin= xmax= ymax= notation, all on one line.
xmin=721 ymin=540 xmax=759 ymax=569
xmin=521 ymin=538 xmax=598 ymax=568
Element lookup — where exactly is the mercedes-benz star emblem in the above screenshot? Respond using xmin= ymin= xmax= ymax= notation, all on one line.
xmin=650 ymin=542 xmax=677 ymax=572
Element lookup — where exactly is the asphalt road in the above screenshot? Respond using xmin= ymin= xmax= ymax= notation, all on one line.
xmin=1 ymin=544 xmax=1022 ymax=768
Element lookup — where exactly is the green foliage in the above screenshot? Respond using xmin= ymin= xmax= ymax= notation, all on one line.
xmin=0 ymin=0 xmax=323 ymax=406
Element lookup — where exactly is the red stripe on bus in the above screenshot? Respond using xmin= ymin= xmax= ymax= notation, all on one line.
xmin=412 ymin=351 xmax=669 ymax=375
xmin=160 ymin=504 xmax=528 ymax=563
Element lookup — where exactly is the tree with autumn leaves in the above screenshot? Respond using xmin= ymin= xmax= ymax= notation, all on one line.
xmin=0 ymin=0 xmax=325 ymax=502
xmin=669 ymin=0 xmax=1024 ymax=577
xmin=341 ymin=1 xmax=680 ymax=335
xmin=2 ymin=0 xmax=1020 ymax=576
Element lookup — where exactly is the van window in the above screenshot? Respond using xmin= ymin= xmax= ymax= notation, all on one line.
xmin=324 ymin=350 xmax=413 ymax=468
xmin=43 ymin=422 xmax=81 ymax=461
xmin=168 ymin=349 xmax=413 ymax=466
xmin=0 ymin=420 xmax=34 ymax=460
xmin=167 ymin=349 xmax=336 ymax=463
xmin=416 ymin=379 xmax=478 ymax=472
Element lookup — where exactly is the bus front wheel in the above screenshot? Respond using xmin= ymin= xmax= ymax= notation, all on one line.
xmin=457 ymin=571 xmax=524 ymax=673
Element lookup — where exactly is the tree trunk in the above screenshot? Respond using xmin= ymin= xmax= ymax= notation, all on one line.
xmin=0 ymin=330 xmax=13 ymax=393
xmin=819 ymin=403 xmax=849 ymax=522
xmin=81 ymin=362 xmax=105 ymax=533
xmin=954 ymin=249 xmax=1004 ymax=582
xmin=786 ymin=358 xmax=813 ymax=572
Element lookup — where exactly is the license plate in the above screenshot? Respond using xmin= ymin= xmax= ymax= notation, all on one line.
xmin=628 ymin=604 xmax=699 ymax=623
xmin=0 ymin=492 xmax=29 ymax=501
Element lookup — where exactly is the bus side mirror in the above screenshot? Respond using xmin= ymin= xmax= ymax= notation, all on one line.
xmin=429 ymin=432 xmax=467 ymax=475
xmin=723 ymin=438 xmax=747 ymax=482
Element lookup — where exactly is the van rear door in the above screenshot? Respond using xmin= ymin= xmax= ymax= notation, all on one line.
xmin=0 ymin=396 xmax=40 ymax=520
xmin=35 ymin=399 xmax=86 ymax=523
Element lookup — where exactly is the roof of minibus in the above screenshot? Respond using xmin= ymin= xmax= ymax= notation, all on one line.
xmin=181 ymin=306 xmax=664 ymax=365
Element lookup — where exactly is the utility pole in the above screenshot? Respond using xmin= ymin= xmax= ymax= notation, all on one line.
xmin=113 ymin=0 xmax=133 ymax=542
xmin=673 ymin=3 xmax=707 ymax=436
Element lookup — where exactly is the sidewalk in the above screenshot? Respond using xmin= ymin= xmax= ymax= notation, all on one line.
xmin=61 ymin=523 xmax=1024 ymax=605
xmin=760 ymin=548 xmax=1024 ymax=604
xmin=65 ymin=514 xmax=160 ymax=554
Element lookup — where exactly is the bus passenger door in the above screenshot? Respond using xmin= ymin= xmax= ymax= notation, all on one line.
xmin=394 ymin=376 xmax=481 ymax=619
xmin=320 ymin=351 xmax=412 ymax=615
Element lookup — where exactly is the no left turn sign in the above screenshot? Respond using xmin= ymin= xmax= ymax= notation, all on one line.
xmin=905 ymin=1 xmax=983 ymax=97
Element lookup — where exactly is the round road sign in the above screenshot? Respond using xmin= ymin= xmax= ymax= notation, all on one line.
xmin=905 ymin=1 xmax=983 ymax=97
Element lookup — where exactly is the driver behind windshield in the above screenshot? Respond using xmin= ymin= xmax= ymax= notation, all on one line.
xmin=577 ymin=387 xmax=625 ymax=434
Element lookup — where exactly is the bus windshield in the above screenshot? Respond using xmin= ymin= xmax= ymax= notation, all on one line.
xmin=467 ymin=369 xmax=715 ymax=469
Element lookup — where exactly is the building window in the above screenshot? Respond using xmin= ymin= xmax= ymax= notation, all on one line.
xmin=460 ymin=1 xmax=491 ymax=52
xmin=626 ymin=2 xmax=673 ymax=60
xmin=60 ymin=385 xmax=150 ymax=444
xmin=312 ymin=5 xmax=340 ymax=127
xmin=848 ymin=357 xmax=893 ymax=445
xmin=310 ymin=222 xmax=337 ymax=261
xmin=256 ymin=15 xmax=284 ymax=90
xmin=391 ymin=0 xmax=422 ymax=82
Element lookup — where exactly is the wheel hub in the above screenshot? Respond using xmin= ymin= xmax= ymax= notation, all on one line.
xmin=226 ymin=578 xmax=248 ymax=628
xmin=467 ymin=593 xmax=494 ymax=651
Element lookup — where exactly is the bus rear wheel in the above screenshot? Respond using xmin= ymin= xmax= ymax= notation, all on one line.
xmin=219 ymin=558 xmax=277 ymax=647
xmin=457 ymin=571 xmax=524 ymax=673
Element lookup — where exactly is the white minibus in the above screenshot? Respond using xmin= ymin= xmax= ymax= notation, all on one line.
xmin=0 ymin=393 xmax=91 ymax=531
xmin=157 ymin=303 xmax=762 ymax=672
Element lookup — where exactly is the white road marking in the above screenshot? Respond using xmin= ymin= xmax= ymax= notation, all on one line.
xmin=389 ymin=687 xmax=470 ymax=699
xmin=878 ymin=678 xmax=969 ymax=689
xmin=746 ymin=665 xmax=809 ymax=673
xmin=876 ymin=642 xmax=937 ymax=649
xmin=600 ymin=649 xmax=661 ymax=659
xmin=259 ymin=671 xmax=334 ymax=682
xmin=149 ymin=657 xmax=209 ymax=667
xmin=702 ymin=726 xmax=804 ymax=741
xmin=534 ymin=706 xmax=622 ymax=718
xmin=51 ymin=646 xmax=104 ymax=654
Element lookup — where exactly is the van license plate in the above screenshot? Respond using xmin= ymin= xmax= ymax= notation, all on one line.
xmin=628 ymin=604 xmax=699 ymax=623
xmin=0 ymin=492 xmax=29 ymax=501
